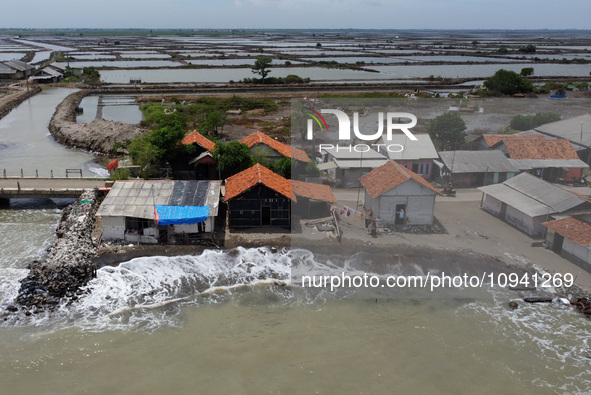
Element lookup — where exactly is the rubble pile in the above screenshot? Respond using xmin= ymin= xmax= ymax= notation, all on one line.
xmin=14 ymin=189 xmax=100 ymax=312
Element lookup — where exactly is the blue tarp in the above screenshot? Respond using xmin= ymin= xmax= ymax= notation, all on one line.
xmin=155 ymin=205 xmax=210 ymax=225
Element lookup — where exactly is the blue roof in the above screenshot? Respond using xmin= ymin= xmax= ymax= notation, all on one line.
xmin=155 ymin=205 xmax=210 ymax=225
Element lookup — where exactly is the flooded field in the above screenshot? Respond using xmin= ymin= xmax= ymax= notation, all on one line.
xmin=1 ymin=29 xmax=590 ymax=85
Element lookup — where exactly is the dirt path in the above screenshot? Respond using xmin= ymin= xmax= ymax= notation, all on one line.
xmin=307 ymin=188 xmax=591 ymax=292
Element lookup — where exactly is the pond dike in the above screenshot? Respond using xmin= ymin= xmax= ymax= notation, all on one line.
xmin=49 ymin=90 xmax=146 ymax=154
xmin=13 ymin=189 xmax=100 ymax=312
xmin=0 ymin=85 xmax=42 ymax=121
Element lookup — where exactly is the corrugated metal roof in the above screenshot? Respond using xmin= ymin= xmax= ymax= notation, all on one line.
xmin=97 ymin=180 xmax=220 ymax=219
xmin=478 ymin=172 xmax=587 ymax=217
xmin=535 ymin=114 xmax=591 ymax=148
xmin=0 ymin=63 xmax=15 ymax=74
xmin=507 ymin=158 xmax=589 ymax=170
xmin=333 ymin=158 xmax=389 ymax=169
xmin=479 ymin=183 xmax=554 ymax=217
xmin=375 ymin=134 xmax=438 ymax=161
xmin=322 ymin=146 xmax=387 ymax=160
xmin=439 ymin=150 xmax=519 ymax=173
xmin=3 ymin=60 xmax=34 ymax=72
xmin=318 ymin=161 xmax=338 ymax=171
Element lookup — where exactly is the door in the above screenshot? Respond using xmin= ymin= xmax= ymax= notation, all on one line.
xmin=552 ymin=233 xmax=564 ymax=254
xmin=261 ymin=206 xmax=271 ymax=226
xmin=499 ymin=202 xmax=507 ymax=219
xmin=395 ymin=204 xmax=406 ymax=225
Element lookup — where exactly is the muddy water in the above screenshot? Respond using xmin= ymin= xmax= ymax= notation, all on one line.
xmin=0 ymin=249 xmax=590 ymax=394
xmin=0 ymin=87 xmax=106 ymax=177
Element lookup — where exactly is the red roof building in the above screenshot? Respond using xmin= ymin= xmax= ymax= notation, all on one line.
xmin=360 ymin=161 xmax=440 ymax=226
xmin=543 ymin=214 xmax=591 ymax=268
xmin=240 ymin=131 xmax=310 ymax=163
xmin=182 ymin=130 xmax=216 ymax=152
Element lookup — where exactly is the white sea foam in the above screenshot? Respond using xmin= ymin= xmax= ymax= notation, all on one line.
xmin=87 ymin=165 xmax=109 ymax=178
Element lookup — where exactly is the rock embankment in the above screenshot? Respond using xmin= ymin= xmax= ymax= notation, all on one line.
xmin=0 ymin=85 xmax=42 ymax=121
xmin=49 ymin=90 xmax=147 ymax=154
xmin=14 ymin=189 xmax=101 ymax=312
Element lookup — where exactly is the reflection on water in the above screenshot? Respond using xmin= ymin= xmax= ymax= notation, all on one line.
xmin=77 ymin=95 xmax=142 ymax=124
xmin=0 ymin=87 xmax=103 ymax=177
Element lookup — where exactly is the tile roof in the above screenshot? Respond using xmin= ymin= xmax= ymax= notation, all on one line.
xmin=359 ymin=160 xmax=441 ymax=198
xmin=224 ymin=164 xmax=295 ymax=202
xmin=543 ymin=215 xmax=591 ymax=246
xmin=292 ymin=180 xmax=337 ymax=203
xmin=182 ymin=130 xmax=216 ymax=152
xmin=482 ymin=134 xmax=546 ymax=147
xmin=241 ymin=131 xmax=310 ymax=163
xmin=501 ymin=139 xmax=580 ymax=160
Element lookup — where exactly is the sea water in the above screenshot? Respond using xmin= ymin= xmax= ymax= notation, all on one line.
xmin=0 ymin=246 xmax=590 ymax=394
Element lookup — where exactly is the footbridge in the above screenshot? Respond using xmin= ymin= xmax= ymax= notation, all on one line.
xmin=0 ymin=176 xmax=108 ymax=206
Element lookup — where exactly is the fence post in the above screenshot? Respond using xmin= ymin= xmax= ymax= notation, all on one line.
xmin=20 ymin=169 xmax=23 ymax=178
xmin=2 ymin=169 xmax=5 ymax=178
xmin=36 ymin=170 xmax=38 ymax=178
xmin=51 ymin=170 xmax=53 ymax=178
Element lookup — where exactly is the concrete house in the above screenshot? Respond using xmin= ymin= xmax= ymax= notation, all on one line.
xmin=374 ymin=133 xmax=438 ymax=179
xmin=320 ymin=146 xmax=388 ymax=187
xmin=478 ymin=173 xmax=591 ymax=237
xmin=96 ymin=180 xmax=220 ymax=244
xmin=543 ymin=213 xmax=591 ymax=271
xmin=240 ymin=131 xmax=310 ymax=164
xmin=360 ymin=160 xmax=441 ymax=226
xmin=492 ymin=138 xmax=588 ymax=182
xmin=438 ymin=150 xmax=520 ymax=187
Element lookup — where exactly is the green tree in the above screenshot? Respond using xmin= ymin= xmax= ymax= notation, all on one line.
xmin=509 ymin=112 xmax=561 ymax=131
xmin=212 ymin=141 xmax=253 ymax=176
xmin=520 ymin=67 xmax=534 ymax=77
xmin=273 ymin=157 xmax=292 ymax=179
xmin=428 ymin=112 xmax=467 ymax=150
xmin=518 ymin=44 xmax=536 ymax=53
xmin=128 ymin=134 xmax=160 ymax=179
xmin=252 ymin=55 xmax=272 ymax=83
xmin=81 ymin=67 xmax=100 ymax=84
xmin=148 ymin=111 xmax=188 ymax=162
xmin=201 ymin=109 xmax=227 ymax=136
xmin=483 ymin=69 xmax=534 ymax=96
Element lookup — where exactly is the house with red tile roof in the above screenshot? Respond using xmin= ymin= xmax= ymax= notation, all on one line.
xmin=240 ymin=131 xmax=310 ymax=164
xmin=292 ymin=180 xmax=337 ymax=219
xmin=492 ymin=138 xmax=588 ymax=182
xmin=474 ymin=134 xmax=546 ymax=150
xmin=543 ymin=213 xmax=591 ymax=270
xmin=359 ymin=161 xmax=441 ymax=226
xmin=182 ymin=130 xmax=216 ymax=152
xmin=225 ymin=164 xmax=294 ymax=229
xmin=181 ymin=130 xmax=218 ymax=179
xmin=225 ymin=164 xmax=337 ymax=229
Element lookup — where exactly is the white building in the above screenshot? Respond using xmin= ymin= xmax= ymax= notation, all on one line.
xmin=97 ymin=180 xmax=220 ymax=243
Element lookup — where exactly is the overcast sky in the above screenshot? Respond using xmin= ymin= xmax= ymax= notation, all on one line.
xmin=4 ymin=0 xmax=591 ymax=30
